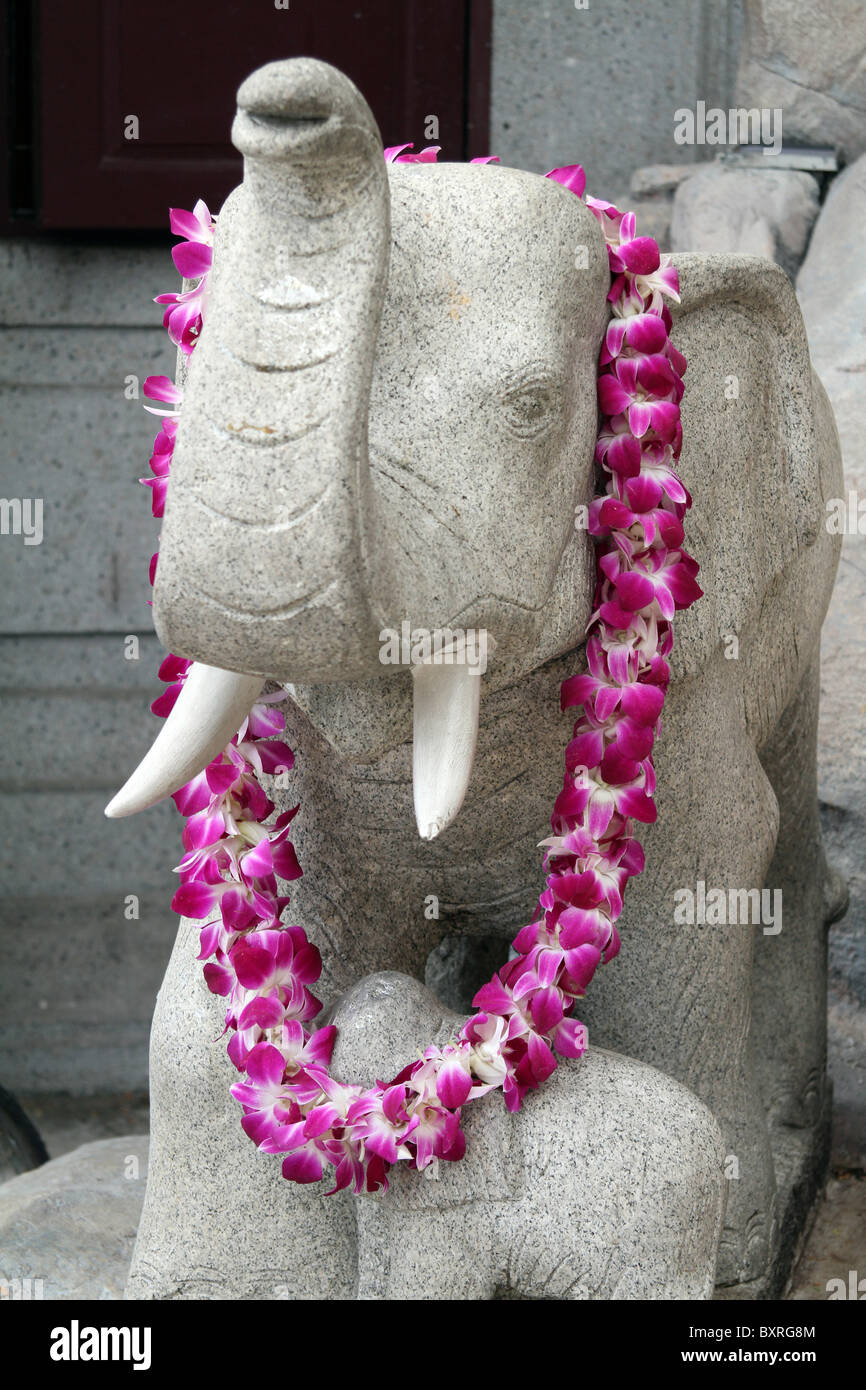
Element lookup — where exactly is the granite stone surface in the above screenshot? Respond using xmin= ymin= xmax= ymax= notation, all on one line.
xmin=119 ymin=59 xmax=842 ymax=1299
xmin=670 ymin=166 xmax=820 ymax=279
xmin=797 ymin=156 xmax=866 ymax=1155
xmin=0 ymin=635 xmax=179 ymax=1091
xmin=0 ymin=234 xmax=178 ymax=1092
xmin=0 ymin=1137 xmax=148 ymax=1301
xmin=335 ymin=974 xmax=726 ymax=1301
xmin=736 ymin=0 xmax=866 ymax=165
xmin=490 ymin=0 xmax=743 ymax=202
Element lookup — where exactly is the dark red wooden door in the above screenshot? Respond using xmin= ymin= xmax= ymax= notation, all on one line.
xmin=2 ymin=0 xmax=491 ymax=231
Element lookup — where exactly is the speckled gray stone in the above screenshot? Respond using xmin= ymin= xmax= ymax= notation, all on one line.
xmin=0 ymin=1137 xmax=148 ymax=1300
xmin=128 ymin=60 xmax=843 ymax=1300
xmin=736 ymin=1 xmax=866 ymax=165
xmin=0 ymin=243 xmax=171 ymax=328
xmin=0 ymin=236 xmax=178 ymax=1094
xmin=1 ymin=330 xmax=175 ymax=634
xmin=670 ymin=166 xmax=821 ymax=278
xmin=490 ymin=0 xmax=742 ymax=203
xmin=332 ymin=975 xmax=726 ymax=1301
xmin=153 ymin=62 xmax=608 ymax=689
xmin=0 ymin=632 xmax=179 ymax=1092
xmin=631 ymin=164 xmax=704 ymax=199
xmin=797 ymin=157 xmax=866 ymax=1122
xmin=626 ymin=165 xmax=705 ymax=254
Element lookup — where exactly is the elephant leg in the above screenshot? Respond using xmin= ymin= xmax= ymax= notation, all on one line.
xmin=507 ymin=1049 xmax=725 ymax=1300
xmin=125 ymin=917 xmax=357 ymax=1300
xmin=330 ymin=972 xmax=506 ymax=1300
xmin=579 ymin=666 xmax=780 ymax=1286
xmin=332 ymin=975 xmax=725 ymax=1301
xmin=753 ymin=650 xmax=845 ymax=1126
xmin=354 ymin=1179 xmax=500 ymax=1301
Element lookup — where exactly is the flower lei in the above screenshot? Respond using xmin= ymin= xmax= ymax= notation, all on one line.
xmin=139 ymin=147 xmax=699 ymax=1195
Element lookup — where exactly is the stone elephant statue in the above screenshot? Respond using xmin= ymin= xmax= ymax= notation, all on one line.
xmin=334 ymin=975 xmax=726 ymax=1301
xmin=110 ymin=58 xmax=844 ymax=1299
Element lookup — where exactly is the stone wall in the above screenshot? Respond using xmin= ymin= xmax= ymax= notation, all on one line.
xmin=0 ymin=243 xmax=179 ymax=1093
xmin=737 ymin=0 xmax=866 ymax=165
xmin=490 ymin=0 xmax=744 ymax=200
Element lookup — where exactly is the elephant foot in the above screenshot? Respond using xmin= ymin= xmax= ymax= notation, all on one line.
xmin=716 ymin=1199 xmax=777 ymax=1289
xmin=714 ymin=1138 xmax=778 ymax=1286
xmin=823 ymin=861 xmax=849 ymax=926
xmin=126 ymin=1120 xmax=360 ymax=1301
xmin=128 ymin=916 xmax=359 ymax=1300
xmin=330 ymin=972 xmax=727 ymax=1300
xmin=764 ymin=1065 xmax=827 ymax=1130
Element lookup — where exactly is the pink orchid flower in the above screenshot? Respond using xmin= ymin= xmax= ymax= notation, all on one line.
xmin=168 ymin=200 xmax=214 ymax=277
xmin=228 ymin=927 xmax=322 ymax=1031
xmin=553 ymin=757 xmax=656 ymax=840
xmin=384 ymin=143 xmax=441 ymax=163
xmin=142 ymin=374 xmax=183 ymax=418
xmin=597 ymin=354 xmax=683 ymax=439
xmin=460 ymin=1011 xmax=520 ymax=1088
xmin=139 ymin=419 xmax=177 ymax=519
xmin=153 ymin=201 xmax=214 ymax=353
xmin=401 ymin=1076 xmax=467 ymax=1171
xmin=599 ymin=545 xmax=703 ymax=624
xmin=545 ymin=163 xmax=587 ymax=198
xmin=561 ymin=634 xmax=667 ymax=727
xmin=347 ymin=1084 xmax=419 ymax=1165
xmin=590 ymin=474 xmax=685 ymax=548
xmin=230 ymin=1041 xmax=306 ymax=1149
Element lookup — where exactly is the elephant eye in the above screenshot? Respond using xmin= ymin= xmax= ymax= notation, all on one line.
xmin=501 ymin=369 xmax=561 ymax=439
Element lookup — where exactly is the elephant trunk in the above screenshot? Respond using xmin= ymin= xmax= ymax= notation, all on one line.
xmin=152 ymin=59 xmax=390 ymax=685
xmin=108 ymin=61 xmax=481 ymax=836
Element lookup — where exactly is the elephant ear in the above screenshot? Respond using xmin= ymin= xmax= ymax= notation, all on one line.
xmin=666 ymin=253 xmax=825 ymax=674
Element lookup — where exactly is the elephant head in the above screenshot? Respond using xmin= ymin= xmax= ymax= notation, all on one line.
xmin=107 ymin=57 xmax=827 ymax=840
xmin=106 ymin=57 xmax=610 ymax=835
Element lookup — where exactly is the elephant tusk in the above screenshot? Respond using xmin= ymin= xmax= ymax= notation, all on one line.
xmin=412 ymin=655 xmax=482 ymax=841
xmin=104 ymin=664 xmax=265 ymax=819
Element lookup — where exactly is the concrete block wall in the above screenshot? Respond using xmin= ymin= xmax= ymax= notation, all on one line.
xmin=490 ymin=0 xmax=744 ymax=202
xmin=0 ymin=242 xmax=180 ymax=1093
